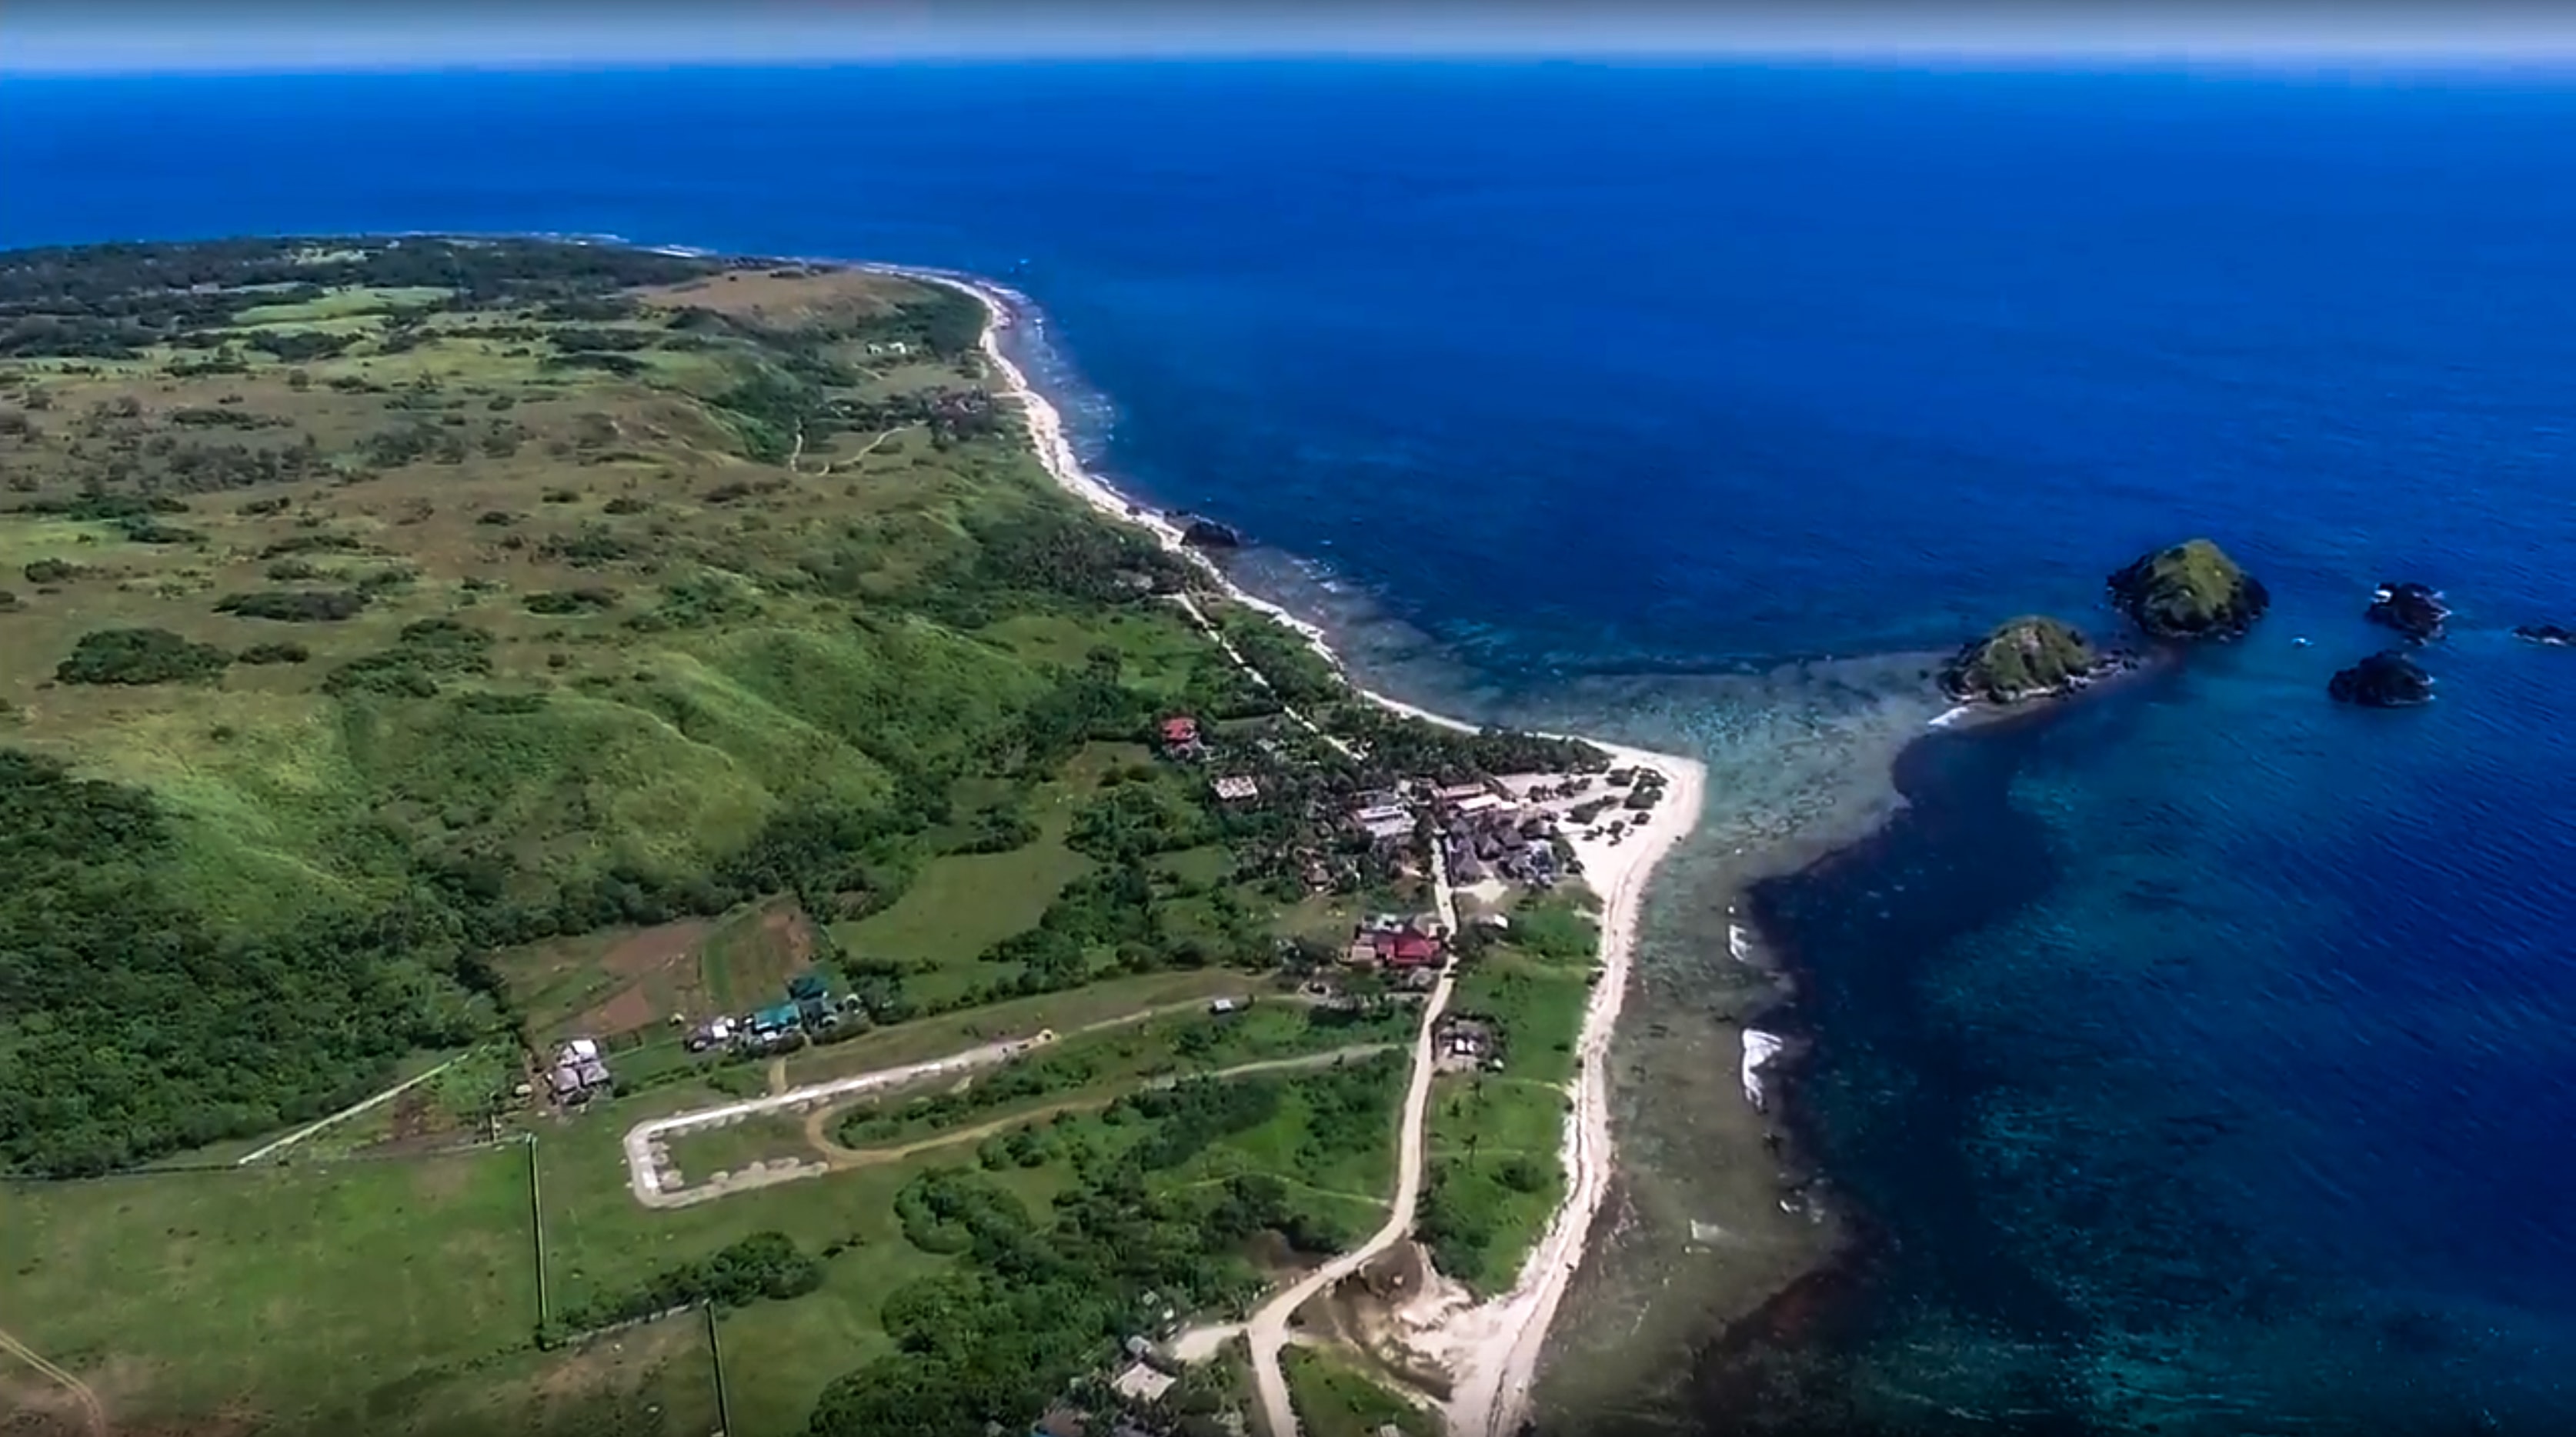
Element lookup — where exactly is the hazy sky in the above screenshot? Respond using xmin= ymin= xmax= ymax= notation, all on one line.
xmin=6 ymin=2 xmax=2575 ymax=75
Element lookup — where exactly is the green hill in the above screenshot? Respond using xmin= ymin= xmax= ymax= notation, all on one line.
xmin=2105 ymin=537 xmax=2269 ymax=639
xmin=0 ymin=238 xmax=1234 ymax=1172
xmin=1940 ymin=615 xmax=2101 ymax=702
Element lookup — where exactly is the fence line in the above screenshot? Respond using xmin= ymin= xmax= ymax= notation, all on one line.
xmin=706 ymin=1301 xmax=735 ymax=1437
xmin=7 ymin=1135 xmax=521 ymax=1188
xmin=526 ymin=1134 xmax=552 ymax=1331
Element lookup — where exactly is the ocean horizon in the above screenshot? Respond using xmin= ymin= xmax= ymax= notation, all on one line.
xmin=9 ymin=61 xmax=2576 ymax=1435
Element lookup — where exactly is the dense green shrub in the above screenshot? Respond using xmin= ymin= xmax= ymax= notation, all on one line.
xmin=55 ymin=626 xmax=232 ymax=685
xmin=543 ymin=1230 xmax=822 ymax=1342
xmin=215 ymin=588 xmax=369 ymax=622
xmin=321 ymin=617 xmax=493 ymax=698
xmin=522 ymin=586 xmax=619 ymax=615
xmin=235 ymin=641 xmax=311 ymax=665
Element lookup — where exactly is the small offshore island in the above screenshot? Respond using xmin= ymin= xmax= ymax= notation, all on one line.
xmin=0 ymin=236 xmax=1703 ymax=1437
xmin=1937 ymin=538 xmax=2266 ymax=712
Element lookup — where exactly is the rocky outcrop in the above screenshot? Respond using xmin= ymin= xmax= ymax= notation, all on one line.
xmin=2514 ymin=623 xmax=2574 ymax=648
xmin=1940 ymin=615 xmax=2114 ymax=703
xmin=2366 ymin=582 xmax=2450 ymax=642
xmin=2105 ymin=538 xmax=2269 ymax=641
xmin=1179 ymin=516 xmax=1243 ymax=550
xmin=2328 ymin=650 xmax=2435 ymax=708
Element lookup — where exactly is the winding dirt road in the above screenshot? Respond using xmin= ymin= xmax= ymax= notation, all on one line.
xmin=1233 ymin=844 xmax=1462 ymax=1437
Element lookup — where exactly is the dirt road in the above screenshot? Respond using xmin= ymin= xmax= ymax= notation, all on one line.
xmin=0 ymin=1325 xmax=104 ymax=1437
xmin=1235 ymin=844 xmax=1463 ymax=1437
xmin=235 ymin=1050 xmax=476 ymax=1166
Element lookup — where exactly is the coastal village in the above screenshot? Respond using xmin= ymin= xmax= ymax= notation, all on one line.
xmin=0 ymin=238 xmax=1717 ymax=1437
xmin=490 ymin=274 xmax=1706 ymax=1437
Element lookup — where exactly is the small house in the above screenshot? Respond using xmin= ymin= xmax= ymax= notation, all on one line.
xmin=787 ymin=973 xmax=829 ymax=1002
xmin=1374 ymin=931 xmax=1443 ymax=968
xmin=1212 ymin=774 xmax=1259 ymax=802
xmin=1159 ymin=715 xmax=1201 ymax=750
xmin=1359 ymin=812 xmax=1413 ymax=845
xmin=1109 ymin=1359 xmax=1177 ymax=1404
xmin=549 ymin=1039 xmax=613 ymax=1102
xmin=751 ymin=1002 xmax=802 ymax=1036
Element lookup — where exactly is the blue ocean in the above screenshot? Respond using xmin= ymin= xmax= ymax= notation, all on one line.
xmin=8 ymin=62 xmax=2576 ymax=1435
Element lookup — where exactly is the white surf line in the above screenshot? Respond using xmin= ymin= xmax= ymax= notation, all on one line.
xmin=235 ymin=1050 xmax=476 ymax=1166
xmin=621 ymin=1034 xmax=1049 ymax=1206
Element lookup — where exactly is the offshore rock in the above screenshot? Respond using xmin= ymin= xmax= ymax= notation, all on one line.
xmin=2328 ymin=649 xmax=2435 ymax=708
xmin=1179 ymin=516 xmax=1243 ymax=550
xmin=2513 ymin=623 xmax=2573 ymax=648
xmin=2366 ymin=582 xmax=2450 ymax=642
xmin=1940 ymin=615 xmax=2117 ymax=703
xmin=2105 ymin=538 xmax=2270 ymax=641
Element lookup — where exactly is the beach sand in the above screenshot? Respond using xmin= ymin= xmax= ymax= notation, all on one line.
xmin=915 ymin=266 xmax=1717 ymax=1433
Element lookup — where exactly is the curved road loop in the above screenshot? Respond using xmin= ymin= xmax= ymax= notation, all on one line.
xmin=622 ymin=995 xmax=1335 ymax=1208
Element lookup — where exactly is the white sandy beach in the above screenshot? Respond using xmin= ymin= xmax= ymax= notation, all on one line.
xmin=923 ymin=267 xmax=1710 ymax=1435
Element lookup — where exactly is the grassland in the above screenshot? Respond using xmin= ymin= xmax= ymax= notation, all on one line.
xmin=1283 ymin=1345 xmax=1439 ymax=1437
xmin=0 ymin=1149 xmax=538 ymax=1435
xmin=1419 ymin=891 xmax=1603 ymax=1295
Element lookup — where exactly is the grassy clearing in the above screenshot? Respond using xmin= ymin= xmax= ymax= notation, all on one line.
xmin=231 ymin=285 xmax=454 ymax=323
xmin=775 ymin=969 xmax=1263 ymax=1085
xmin=839 ymin=835 xmax=1089 ymax=981
xmin=661 ymin=1112 xmax=819 ymax=1182
xmin=697 ymin=895 xmax=820 ymax=1015
xmin=827 ymin=1000 xmax=1406 ymax=1152
xmin=371 ymin=1309 xmax=724 ymax=1437
xmin=709 ymin=1241 xmax=957 ymax=1437
xmin=0 ymin=1149 xmax=536 ymax=1432
xmin=1163 ymin=1054 xmax=1408 ymax=1214
xmin=1448 ymin=956 xmax=1591 ymax=1089
xmin=496 ymin=919 xmax=719 ymax=1044
xmin=1283 ymin=1345 xmax=1437 ymax=1437
xmin=1413 ymin=900 xmax=1604 ymax=1295
xmin=1423 ymin=1075 xmax=1570 ymax=1297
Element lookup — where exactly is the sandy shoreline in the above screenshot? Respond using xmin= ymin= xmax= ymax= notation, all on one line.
xmin=905 ymin=265 xmax=1710 ymax=1433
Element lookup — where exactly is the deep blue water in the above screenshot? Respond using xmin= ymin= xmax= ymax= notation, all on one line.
xmin=8 ymin=62 xmax=2576 ymax=1435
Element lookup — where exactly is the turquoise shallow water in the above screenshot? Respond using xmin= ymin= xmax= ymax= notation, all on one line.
xmin=8 ymin=62 xmax=2576 ymax=1435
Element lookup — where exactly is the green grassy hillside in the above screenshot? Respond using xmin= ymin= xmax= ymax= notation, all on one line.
xmin=0 ymin=237 xmax=1237 ymax=1173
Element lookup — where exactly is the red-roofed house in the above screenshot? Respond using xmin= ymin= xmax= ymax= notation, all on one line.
xmin=1159 ymin=715 xmax=1203 ymax=757
xmin=1375 ymin=932 xmax=1445 ymax=968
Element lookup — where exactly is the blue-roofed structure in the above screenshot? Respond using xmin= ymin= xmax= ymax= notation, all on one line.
xmin=752 ymin=1002 xmax=802 ymax=1035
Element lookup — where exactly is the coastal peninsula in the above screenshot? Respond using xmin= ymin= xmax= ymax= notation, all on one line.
xmin=0 ymin=237 xmax=1705 ymax=1437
